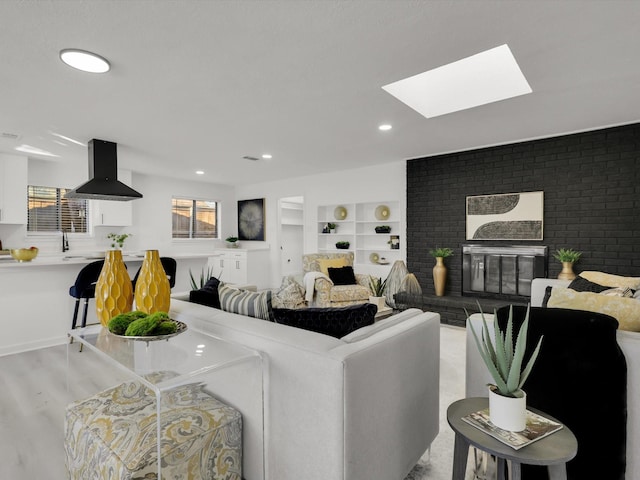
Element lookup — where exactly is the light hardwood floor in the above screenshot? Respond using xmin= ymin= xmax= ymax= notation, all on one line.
xmin=0 ymin=325 xmax=471 ymax=480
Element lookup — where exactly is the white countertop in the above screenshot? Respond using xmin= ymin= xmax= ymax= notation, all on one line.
xmin=0 ymin=252 xmax=212 ymax=268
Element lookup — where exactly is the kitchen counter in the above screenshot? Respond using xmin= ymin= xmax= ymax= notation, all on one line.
xmin=0 ymin=252 xmax=211 ymax=268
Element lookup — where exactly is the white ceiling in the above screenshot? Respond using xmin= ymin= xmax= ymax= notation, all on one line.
xmin=1 ymin=1 xmax=639 ymax=186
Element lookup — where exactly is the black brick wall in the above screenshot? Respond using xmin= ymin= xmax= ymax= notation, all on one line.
xmin=406 ymin=123 xmax=640 ymax=297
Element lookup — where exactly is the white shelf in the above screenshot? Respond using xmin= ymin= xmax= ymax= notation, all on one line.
xmin=317 ymin=201 xmax=403 ymax=272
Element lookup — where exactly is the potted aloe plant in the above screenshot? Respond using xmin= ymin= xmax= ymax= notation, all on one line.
xmin=553 ymin=248 xmax=582 ymax=281
xmin=468 ymin=304 xmax=543 ymax=431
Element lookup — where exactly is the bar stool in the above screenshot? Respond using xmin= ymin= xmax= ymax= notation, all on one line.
xmin=131 ymin=257 xmax=177 ymax=290
xmin=69 ymin=260 xmax=105 ymax=330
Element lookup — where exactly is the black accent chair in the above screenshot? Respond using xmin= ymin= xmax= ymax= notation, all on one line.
xmin=69 ymin=260 xmax=105 ymax=330
xmin=131 ymin=257 xmax=177 ymax=290
xmin=496 ymin=306 xmax=627 ymax=480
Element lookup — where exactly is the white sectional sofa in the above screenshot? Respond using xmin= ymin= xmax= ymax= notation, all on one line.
xmin=466 ymin=278 xmax=640 ymax=480
xmin=169 ymin=295 xmax=440 ymax=480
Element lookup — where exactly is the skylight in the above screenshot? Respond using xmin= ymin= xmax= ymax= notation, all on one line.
xmin=382 ymin=44 xmax=532 ymax=119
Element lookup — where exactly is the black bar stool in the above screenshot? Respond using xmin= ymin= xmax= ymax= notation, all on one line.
xmin=69 ymin=260 xmax=105 ymax=330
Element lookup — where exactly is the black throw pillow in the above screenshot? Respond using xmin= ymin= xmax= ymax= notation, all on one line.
xmin=189 ymin=276 xmax=221 ymax=309
xmin=327 ymin=266 xmax=357 ymax=285
xmin=567 ymin=275 xmax=611 ymax=293
xmin=272 ymin=303 xmax=377 ymax=338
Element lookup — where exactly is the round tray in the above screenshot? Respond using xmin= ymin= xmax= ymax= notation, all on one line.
xmin=108 ymin=319 xmax=187 ymax=342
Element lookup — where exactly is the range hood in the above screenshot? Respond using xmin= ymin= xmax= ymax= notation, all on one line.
xmin=65 ymin=139 xmax=143 ymax=201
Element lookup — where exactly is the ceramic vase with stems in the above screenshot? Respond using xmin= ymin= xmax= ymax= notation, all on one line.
xmin=134 ymin=249 xmax=171 ymax=314
xmin=95 ymin=250 xmax=133 ymax=326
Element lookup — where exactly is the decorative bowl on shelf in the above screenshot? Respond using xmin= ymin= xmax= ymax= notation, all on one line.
xmin=335 ymin=241 xmax=350 ymax=250
xmin=374 ymin=205 xmax=390 ymax=221
xmin=375 ymin=226 xmax=391 ymax=233
xmin=334 ymin=206 xmax=348 ymax=220
xmin=10 ymin=247 xmax=39 ymax=262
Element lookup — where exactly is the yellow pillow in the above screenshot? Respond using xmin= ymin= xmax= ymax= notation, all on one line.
xmin=317 ymin=258 xmax=348 ymax=275
xmin=580 ymin=271 xmax=640 ymax=290
xmin=547 ymin=287 xmax=640 ymax=332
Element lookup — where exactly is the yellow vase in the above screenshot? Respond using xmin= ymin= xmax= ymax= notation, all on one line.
xmin=134 ymin=250 xmax=171 ymax=314
xmin=95 ymin=250 xmax=133 ymax=326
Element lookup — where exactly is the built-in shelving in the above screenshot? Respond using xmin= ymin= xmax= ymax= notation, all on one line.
xmin=317 ymin=201 xmax=403 ymax=273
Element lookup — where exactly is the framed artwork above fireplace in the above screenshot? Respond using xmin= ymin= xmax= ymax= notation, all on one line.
xmin=466 ymin=191 xmax=543 ymax=240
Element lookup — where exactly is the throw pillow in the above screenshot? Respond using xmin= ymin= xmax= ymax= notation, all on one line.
xmin=327 ymin=266 xmax=357 ymax=285
xmin=547 ymin=287 xmax=640 ymax=332
xmin=272 ymin=279 xmax=306 ymax=309
xmin=218 ymin=283 xmax=273 ymax=321
xmin=189 ymin=276 xmax=221 ymax=308
xmin=567 ymin=275 xmax=611 ymax=293
xmin=317 ymin=257 xmax=349 ymax=275
xmin=580 ymin=271 xmax=640 ymax=290
xmin=272 ymin=303 xmax=377 ymax=338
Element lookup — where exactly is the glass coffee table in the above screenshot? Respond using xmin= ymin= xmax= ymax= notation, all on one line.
xmin=67 ymin=324 xmax=264 ymax=480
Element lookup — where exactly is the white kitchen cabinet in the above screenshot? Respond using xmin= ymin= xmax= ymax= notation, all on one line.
xmin=91 ymin=169 xmax=133 ymax=226
xmin=0 ymin=154 xmax=28 ymax=224
xmin=208 ymin=248 xmax=271 ymax=289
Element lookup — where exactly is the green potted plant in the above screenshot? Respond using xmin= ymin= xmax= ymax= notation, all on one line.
xmin=225 ymin=236 xmax=239 ymax=248
xmin=369 ymin=276 xmax=388 ymax=310
xmin=429 ymin=247 xmax=454 ymax=296
xmin=107 ymin=233 xmax=131 ymax=250
xmin=468 ymin=305 xmax=544 ymax=431
xmin=327 ymin=222 xmax=337 ymax=234
xmin=335 ymin=240 xmax=350 ymax=250
xmin=189 ymin=266 xmax=217 ymax=290
xmin=375 ymin=225 xmax=391 ymax=234
xmin=553 ymin=248 xmax=582 ymax=280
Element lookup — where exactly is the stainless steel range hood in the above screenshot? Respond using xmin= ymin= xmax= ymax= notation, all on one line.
xmin=65 ymin=139 xmax=143 ymax=201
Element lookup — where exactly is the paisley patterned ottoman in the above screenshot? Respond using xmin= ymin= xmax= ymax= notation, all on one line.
xmin=64 ymin=379 xmax=242 ymax=480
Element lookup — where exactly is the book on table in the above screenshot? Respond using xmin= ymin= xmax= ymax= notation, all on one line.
xmin=462 ymin=408 xmax=563 ymax=450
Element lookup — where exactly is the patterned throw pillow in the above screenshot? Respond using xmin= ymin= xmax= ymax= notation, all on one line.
xmin=218 ymin=283 xmax=273 ymax=321
xmin=272 ymin=277 xmax=306 ymax=309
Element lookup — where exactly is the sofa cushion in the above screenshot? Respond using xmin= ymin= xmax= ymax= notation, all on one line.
xmin=547 ymin=286 xmax=640 ymax=332
xmin=329 ymin=284 xmax=371 ymax=303
xmin=219 ymin=283 xmax=273 ymax=321
xmin=272 ymin=277 xmax=306 ymax=309
xmin=341 ymin=308 xmax=421 ymax=343
xmin=568 ymin=275 xmax=611 ymax=293
xmin=272 ymin=303 xmax=377 ymax=338
xmin=580 ymin=271 xmax=640 ymax=290
xmin=328 ymin=266 xmax=357 ymax=285
xmin=189 ymin=276 xmax=221 ymax=308
xmin=317 ymin=257 xmax=349 ymax=275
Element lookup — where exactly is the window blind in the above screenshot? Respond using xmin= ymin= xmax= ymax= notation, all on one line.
xmin=27 ymin=185 xmax=88 ymax=233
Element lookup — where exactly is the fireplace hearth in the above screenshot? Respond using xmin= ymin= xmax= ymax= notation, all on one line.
xmin=462 ymin=244 xmax=548 ymax=300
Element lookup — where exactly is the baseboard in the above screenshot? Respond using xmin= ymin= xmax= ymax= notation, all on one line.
xmin=0 ymin=335 xmax=67 ymax=357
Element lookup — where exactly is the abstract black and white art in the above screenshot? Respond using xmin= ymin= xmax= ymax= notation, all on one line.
xmin=466 ymin=191 xmax=543 ymax=240
xmin=238 ymin=198 xmax=265 ymax=241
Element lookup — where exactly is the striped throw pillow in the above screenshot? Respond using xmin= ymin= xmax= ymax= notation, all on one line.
xmin=218 ymin=283 xmax=273 ymax=321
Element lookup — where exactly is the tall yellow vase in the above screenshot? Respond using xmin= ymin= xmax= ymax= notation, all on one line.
xmin=95 ymin=250 xmax=133 ymax=326
xmin=134 ymin=250 xmax=171 ymax=314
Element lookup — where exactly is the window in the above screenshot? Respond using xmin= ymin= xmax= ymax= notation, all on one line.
xmin=27 ymin=185 xmax=88 ymax=233
xmin=172 ymin=198 xmax=218 ymax=239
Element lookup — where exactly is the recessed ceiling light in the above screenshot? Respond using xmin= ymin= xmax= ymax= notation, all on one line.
xmin=382 ymin=44 xmax=531 ymax=119
xmin=195 ymin=170 xmax=204 ymax=175
xmin=378 ymin=124 xmax=392 ymax=131
xmin=262 ymin=154 xmax=273 ymax=159
xmin=15 ymin=144 xmax=59 ymax=157
xmin=59 ymin=49 xmax=111 ymax=73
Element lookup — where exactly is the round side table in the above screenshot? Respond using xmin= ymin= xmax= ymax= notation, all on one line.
xmin=447 ymin=397 xmax=578 ymax=480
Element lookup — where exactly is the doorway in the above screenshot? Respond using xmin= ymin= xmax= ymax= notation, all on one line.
xmin=278 ymin=196 xmax=304 ymax=277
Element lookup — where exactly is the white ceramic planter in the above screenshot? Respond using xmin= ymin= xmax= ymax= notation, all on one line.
xmin=369 ymin=296 xmax=386 ymax=310
xmin=489 ymin=387 xmax=527 ymax=431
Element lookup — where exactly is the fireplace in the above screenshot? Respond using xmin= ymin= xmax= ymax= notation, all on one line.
xmin=462 ymin=244 xmax=548 ymax=300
